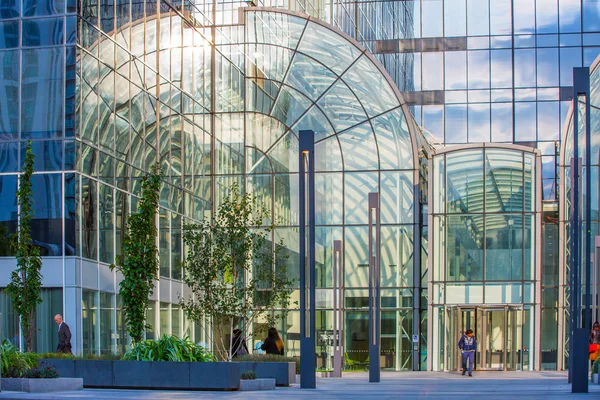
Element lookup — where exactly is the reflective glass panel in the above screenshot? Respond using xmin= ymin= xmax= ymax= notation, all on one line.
xmin=485 ymin=214 xmax=523 ymax=281
xmin=446 ymin=150 xmax=484 ymax=213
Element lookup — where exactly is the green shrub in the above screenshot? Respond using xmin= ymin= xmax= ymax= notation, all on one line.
xmin=23 ymin=362 xmax=59 ymax=379
xmin=122 ymin=334 xmax=216 ymax=362
xmin=240 ymin=370 xmax=257 ymax=380
xmin=593 ymin=358 xmax=599 ymax=374
xmin=235 ymin=354 xmax=300 ymax=374
xmin=0 ymin=339 xmax=39 ymax=377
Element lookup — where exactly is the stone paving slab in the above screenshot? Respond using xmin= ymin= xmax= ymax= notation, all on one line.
xmin=0 ymin=371 xmax=599 ymax=399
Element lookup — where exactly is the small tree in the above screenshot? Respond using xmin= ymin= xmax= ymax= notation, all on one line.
xmin=110 ymin=166 xmax=161 ymax=344
xmin=6 ymin=141 xmax=43 ymax=352
xmin=182 ymin=183 xmax=295 ymax=361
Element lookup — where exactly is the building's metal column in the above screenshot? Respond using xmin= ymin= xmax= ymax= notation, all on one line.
xmin=332 ymin=240 xmax=343 ymax=378
xmin=368 ymin=192 xmax=381 ymax=383
xmin=299 ymin=129 xmax=316 ymax=389
xmin=570 ymin=67 xmax=590 ymax=393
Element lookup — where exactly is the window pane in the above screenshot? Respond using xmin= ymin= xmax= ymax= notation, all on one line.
xmin=468 ymin=104 xmax=490 ymax=142
xmin=468 ymin=51 xmax=490 ymax=89
xmin=422 ymin=52 xmax=444 ymax=91
xmin=536 ymin=48 xmax=559 ymax=87
xmin=485 ymin=150 xmax=524 ymax=212
xmin=21 ymin=48 xmax=64 ymax=139
xmin=445 ymin=51 xmax=467 ymax=90
xmin=467 ymin=0 xmax=489 ymax=36
xmin=422 ymin=0 xmax=443 ymax=37
xmin=444 ymin=0 xmax=466 ymax=37
xmin=490 ymin=0 xmax=512 ymax=35
xmin=515 ymin=102 xmax=537 ymax=141
xmin=0 ymin=21 xmax=19 ymax=49
xmin=560 ymin=0 xmax=581 ymax=32
xmin=514 ymin=49 xmax=536 ymax=87
xmin=23 ymin=0 xmax=65 ymax=16
xmin=536 ymin=0 xmax=559 ymax=34
xmin=491 ymin=103 xmax=513 ymax=142
xmin=583 ymin=0 xmax=600 ymax=32
xmin=0 ymin=50 xmax=19 ymax=139
xmin=23 ymin=18 xmax=64 ymax=47
xmin=446 ymin=150 xmax=483 ymax=213
xmin=32 ymin=173 xmax=63 ymax=256
xmin=491 ymin=50 xmax=512 ymax=88
xmin=514 ymin=0 xmax=535 ymax=34
xmin=445 ymin=104 xmax=467 ymax=144
xmin=0 ymin=175 xmax=17 ymax=256
xmin=446 ymin=215 xmax=483 ymax=281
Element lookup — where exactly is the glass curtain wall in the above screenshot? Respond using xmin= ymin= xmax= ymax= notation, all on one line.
xmin=560 ymin=54 xmax=600 ymax=370
xmin=211 ymin=9 xmax=421 ymax=370
xmin=430 ymin=145 xmax=541 ymax=371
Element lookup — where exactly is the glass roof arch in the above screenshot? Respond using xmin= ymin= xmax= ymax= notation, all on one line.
xmin=242 ymin=7 xmax=420 ymax=174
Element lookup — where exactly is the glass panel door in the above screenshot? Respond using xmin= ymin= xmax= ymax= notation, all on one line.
xmin=506 ymin=306 xmax=519 ymax=370
xmin=486 ymin=309 xmax=505 ymax=370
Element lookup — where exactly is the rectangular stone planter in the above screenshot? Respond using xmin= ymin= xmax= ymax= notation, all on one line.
xmin=1 ymin=378 xmax=83 ymax=392
xmin=234 ymin=362 xmax=295 ymax=386
xmin=239 ymin=378 xmax=275 ymax=391
xmin=39 ymin=359 xmax=240 ymax=390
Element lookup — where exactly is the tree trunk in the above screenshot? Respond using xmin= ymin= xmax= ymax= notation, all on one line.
xmin=25 ymin=312 xmax=35 ymax=353
xmin=228 ymin=318 xmax=233 ymax=362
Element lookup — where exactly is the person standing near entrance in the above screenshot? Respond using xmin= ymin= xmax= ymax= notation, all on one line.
xmin=458 ymin=328 xmax=477 ymax=377
xmin=54 ymin=314 xmax=72 ymax=354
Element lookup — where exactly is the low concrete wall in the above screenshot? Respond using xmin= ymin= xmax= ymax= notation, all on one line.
xmin=234 ymin=362 xmax=296 ymax=386
xmin=39 ymin=359 xmax=240 ymax=390
xmin=239 ymin=378 xmax=275 ymax=391
xmin=1 ymin=378 xmax=83 ymax=392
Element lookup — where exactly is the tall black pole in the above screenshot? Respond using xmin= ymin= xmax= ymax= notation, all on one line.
xmin=299 ymin=130 xmax=316 ymax=389
xmin=582 ymin=67 xmax=592 ymax=332
xmin=571 ymin=67 xmax=590 ymax=393
xmin=368 ymin=192 xmax=380 ymax=383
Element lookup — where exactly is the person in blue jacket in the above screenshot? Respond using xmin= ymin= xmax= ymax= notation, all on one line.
xmin=458 ymin=328 xmax=477 ymax=377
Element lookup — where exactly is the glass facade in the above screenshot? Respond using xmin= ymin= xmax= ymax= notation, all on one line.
xmin=560 ymin=53 xmax=600 ymax=371
xmin=0 ymin=0 xmax=597 ymax=373
xmin=430 ymin=145 xmax=541 ymax=371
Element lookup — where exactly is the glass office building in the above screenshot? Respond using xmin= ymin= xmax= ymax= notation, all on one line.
xmin=0 ymin=0 xmax=598 ymax=371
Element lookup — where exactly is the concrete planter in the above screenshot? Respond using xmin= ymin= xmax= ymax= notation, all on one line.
xmin=592 ymin=373 xmax=598 ymax=383
xmin=1 ymin=378 xmax=83 ymax=392
xmin=234 ymin=362 xmax=296 ymax=386
xmin=239 ymin=378 xmax=275 ymax=391
xmin=39 ymin=359 xmax=240 ymax=390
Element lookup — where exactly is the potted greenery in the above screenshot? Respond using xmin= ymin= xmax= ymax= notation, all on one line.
xmin=0 ymin=340 xmax=82 ymax=392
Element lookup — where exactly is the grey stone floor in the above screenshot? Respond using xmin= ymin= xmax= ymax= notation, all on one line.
xmin=1 ymin=371 xmax=600 ymax=399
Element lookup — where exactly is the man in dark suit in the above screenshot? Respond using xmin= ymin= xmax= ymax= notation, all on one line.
xmin=54 ymin=314 xmax=72 ymax=354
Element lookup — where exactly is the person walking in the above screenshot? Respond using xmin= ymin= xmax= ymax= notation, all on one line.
xmin=589 ymin=321 xmax=600 ymax=369
xmin=458 ymin=328 xmax=477 ymax=377
xmin=261 ymin=327 xmax=285 ymax=355
xmin=231 ymin=328 xmax=249 ymax=358
xmin=54 ymin=314 xmax=72 ymax=354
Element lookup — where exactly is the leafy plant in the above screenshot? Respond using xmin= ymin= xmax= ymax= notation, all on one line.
xmin=235 ymin=354 xmax=300 ymax=374
xmin=6 ymin=141 xmax=43 ymax=352
xmin=23 ymin=362 xmax=59 ymax=379
xmin=0 ymin=339 xmax=39 ymax=377
xmin=110 ymin=166 xmax=161 ymax=344
xmin=593 ymin=357 xmax=599 ymax=374
xmin=121 ymin=334 xmax=216 ymax=362
xmin=181 ymin=183 xmax=295 ymax=361
xmin=240 ymin=370 xmax=257 ymax=380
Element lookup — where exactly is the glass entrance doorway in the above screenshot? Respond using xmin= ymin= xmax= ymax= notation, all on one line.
xmin=446 ymin=306 xmax=521 ymax=371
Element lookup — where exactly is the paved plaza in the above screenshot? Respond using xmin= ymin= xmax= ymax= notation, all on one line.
xmin=1 ymin=371 xmax=599 ymax=399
